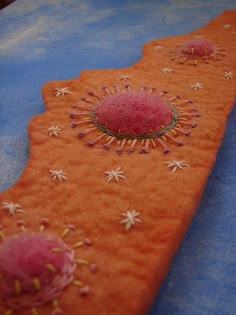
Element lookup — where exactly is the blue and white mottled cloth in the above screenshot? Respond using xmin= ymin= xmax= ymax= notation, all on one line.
xmin=0 ymin=1 xmax=235 ymax=314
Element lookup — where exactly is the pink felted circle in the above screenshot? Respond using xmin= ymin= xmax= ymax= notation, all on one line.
xmin=178 ymin=39 xmax=215 ymax=57
xmin=0 ymin=232 xmax=74 ymax=304
xmin=94 ymin=91 xmax=173 ymax=135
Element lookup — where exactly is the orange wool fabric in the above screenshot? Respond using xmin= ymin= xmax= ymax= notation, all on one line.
xmin=0 ymin=10 xmax=235 ymax=315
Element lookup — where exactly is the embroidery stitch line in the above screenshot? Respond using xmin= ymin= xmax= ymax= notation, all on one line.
xmin=69 ymin=84 xmax=200 ymax=154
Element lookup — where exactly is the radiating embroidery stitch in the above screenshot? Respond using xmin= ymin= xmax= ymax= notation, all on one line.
xmin=120 ymin=210 xmax=142 ymax=231
xmin=191 ymin=82 xmax=204 ymax=90
xmin=48 ymin=126 xmax=62 ymax=137
xmin=164 ymin=160 xmax=190 ymax=172
xmin=69 ymin=84 xmax=200 ymax=154
xmin=105 ymin=167 xmax=126 ymax=182
xmin=55 ymin=87 xmax=71 ymax=97
xmin=49 ymin=170 xmax=67 ymax=181
xmin=1 ymin=202 xmax=24 ymax=216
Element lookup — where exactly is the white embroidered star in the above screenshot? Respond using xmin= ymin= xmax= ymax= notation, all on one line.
xmin=1 ymin=202 xmax=24 ymax=216
xmin=164 ymin=160 xmax=190 ymax=173
xmin=120 ymin=210 xmax=142 ymax=231
xmin=190 ymin=82 xmax=204 ymax=90
xmin=161 ymin=67 xmax=175 ymax=74
xmin=194 ymin=35 xmax=204 ymax=39
xmin=105 ymin=167 xmax=126 ymax=183
xmin=118 ymin=74 xmax=131 ymax=81
xmin=154 ymin=45 xmax=163 ymax=50
xmin=49 ymin=170 xmax=67 ymax=181
xmin=223 ymin=24 xmax=231 ymax=29
xmin=48 ymin=126 xmax=62 ymax=137
xmin=224 ymin=71 xmax=233 ymax=80
xmin=54 ymin=87 xmax=71 ymax=97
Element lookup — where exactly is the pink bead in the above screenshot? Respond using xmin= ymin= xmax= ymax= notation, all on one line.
xmin=127 ymin=148 xmax=134 ymax=154
xmin=84 ymin=238 xmax=92 ymax=246
xmin=79 ymin=132 xmax=85 ymax=138
xmin=40 ymin=218 xmax=50 ymax=227
xmin=17 ymin=219 xmax=26 ymax=226
xmin=90 ymin=264 xmax=97 ymax=273
xmin=68 ymin=224 xmax=76 ymax=231
xmin=79 ymin=286 xmax=90 ymax=296
xmin=87 ymin=141 xmax=95 ymax=147
xmin=52 ymin=308 xmax=63 ymax=315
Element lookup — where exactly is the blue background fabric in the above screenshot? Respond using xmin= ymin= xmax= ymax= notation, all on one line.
xmin=0 ymin=1 xmax=235 ymax=314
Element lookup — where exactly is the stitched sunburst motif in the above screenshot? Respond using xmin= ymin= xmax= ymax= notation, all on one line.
xmin=49 ymin=170 xmax=67 ymax=182
xmin=105 ymin=167 xmax=126 ymax=183
xmin=164 ymin=160 xmax=190 ymax=172
xmin=1 ymin=202 xmax=24 ymax=216
xmin=120 ymin=210 xmax=142 ymax=231
xmin=0 ymin=220 xmax=96 ymax=315
xmin=161 ymin=67 xmax=175 ymax=74
xmin=154 ymin=45 xmax=163 ymax=50
xmin=54 ymin=87 xmax=71 ymax=97
xmin=190 ymin=82 xmax=204 ymax=90
xmin=48 ymin=126 xmax=62 ymax=137
xmin=170 ymin=38 xmax=226 ymax=65
xmin=69 ymin=84 xmax=200 ymax=154
xmin=223 ymin=24 xmax=231 ymax=29
xmin=224 ymin=71 xmax=233 ymax=79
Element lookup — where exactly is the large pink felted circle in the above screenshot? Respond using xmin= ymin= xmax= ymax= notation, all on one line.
xmin=0 ymin=232 xmax=76 ymax=308
xmin=94 ymin=91 xmax=173 ymax=135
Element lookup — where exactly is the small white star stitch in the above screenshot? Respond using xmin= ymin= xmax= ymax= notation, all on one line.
xmin=164 ymin=160 xmax=190 ymax=173
xmin=49 ymin=169 xmax=67 ymax=181
xmin=190 ymin=82 xmax=204 ymax=90
xmin=105 ymin=167 xmax=126 ymax=183
xmin=54 ymin=87 xmax=71 ymax=97
xmin=48 ymin=126 xmax=62 ymax=137
xmin=118 ymin=74 xmax=131 ymax=82
xmin=154 ymin=45 xmax=163 ymax=50
xmin=194 ymin=35 xmax=204 ymax=39
xmin=1 ymin=202 xmax=24 ymax=216
xmin=224 ymin=71 xmax=233 ymax=80
xmin=161 ymin=67 xmax=175 ymax=74
xmin=223 ymin=24 xmax=231 ymax=29
xmin=120 ymin=210 xmax=142 ymax=231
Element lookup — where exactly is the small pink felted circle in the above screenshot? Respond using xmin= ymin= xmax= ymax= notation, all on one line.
xmin=178 ymin=39 xmax=215 ymax=58
xmin=0 ymin=232 xmax=76 ymax=309
xmin=94 ymin=91 xmax=173 ymax=135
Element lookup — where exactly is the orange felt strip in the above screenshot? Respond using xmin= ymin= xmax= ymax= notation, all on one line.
xmin=0 ymin=10 xmax=235 ymax=315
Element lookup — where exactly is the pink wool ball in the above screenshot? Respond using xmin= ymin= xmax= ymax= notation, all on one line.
xmin=94 ymin=91 xmax=173 ymax=135
xmin=178 ymin=39 xmax=215 ymax=57
xmin=0 ymin=232 xmax=67 ymax=297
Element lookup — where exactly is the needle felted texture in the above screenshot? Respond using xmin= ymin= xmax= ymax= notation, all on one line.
xmin=0 ymin=10 xmax=235 ymax=315
xmin=94 ymin=92 xmax=173 ymax=135
xmin=177 ymin=38 xmax=215 ymax=58
xmin=0 ymin=233 xmax=66 ymax=290
xmin=0 ymin=233 xmax=75 ymax=309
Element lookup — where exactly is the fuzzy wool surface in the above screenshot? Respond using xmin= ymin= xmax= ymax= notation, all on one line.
xmin=0 ymin=233 xmax=67 ymax=295
xmin=178 ymin=39 xmax=215 ymax=57
xmin=94 ymin=92 xmax=173 ymax=135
